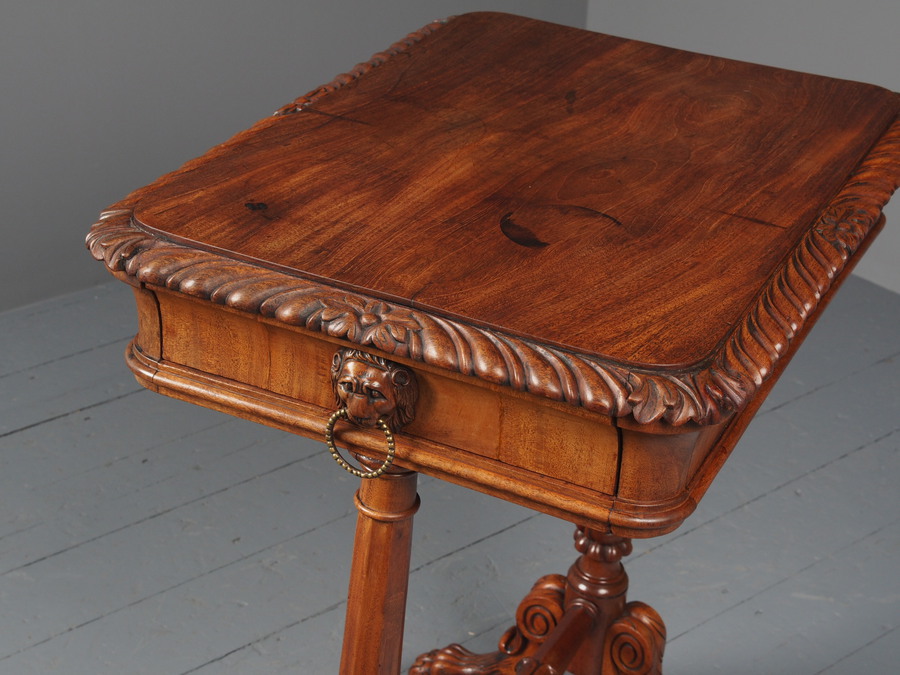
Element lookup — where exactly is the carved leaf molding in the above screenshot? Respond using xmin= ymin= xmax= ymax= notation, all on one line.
xmin=273 ymin=18 xmax=450 ymax=116
xmin=86 ymin=117 xmax=899 ymax=427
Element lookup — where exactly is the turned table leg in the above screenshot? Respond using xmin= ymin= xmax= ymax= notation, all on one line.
xmin=340 ymin=468 xmax=420 ymax=675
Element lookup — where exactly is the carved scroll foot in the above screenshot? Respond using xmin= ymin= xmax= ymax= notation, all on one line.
xmin=409 ymin=574 xmax=567 ymax=675
xmin=411 ymin=527 xmax=666 ymax=675
xmin=602 ymin=602 xmax=666 ymax=675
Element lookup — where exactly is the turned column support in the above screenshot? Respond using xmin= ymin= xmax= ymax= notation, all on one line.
xmin=339 ymin=468 xmax=420 ymax=675
xmin=564 ymin=528 xmax=632 ymax=673
xmin=411 ymin=526 xmax=666 ymax=675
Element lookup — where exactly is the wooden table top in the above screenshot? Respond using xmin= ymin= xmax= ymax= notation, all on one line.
xmin=90 ymin=11 xmax=900 ymax=428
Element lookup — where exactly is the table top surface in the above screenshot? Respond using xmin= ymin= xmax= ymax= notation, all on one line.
xmin=93 ymin=12 xmax=900 ymax=427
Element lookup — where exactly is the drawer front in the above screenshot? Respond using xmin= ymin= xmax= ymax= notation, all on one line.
xmin=129 ymin=288 xmax=625 ymax=525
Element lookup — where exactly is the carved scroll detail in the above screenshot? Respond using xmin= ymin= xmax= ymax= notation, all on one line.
xmin=408 ymin=574 xmax=566 ymax=675
xmin=87 ymin=120 xmax=900 ymax=427
xmin=603 ymin=602 xmax=666 ymax=675
xmin=410 ymin=528 xmax=666 ymax=674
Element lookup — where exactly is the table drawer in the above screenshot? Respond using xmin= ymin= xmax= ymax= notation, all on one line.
xmin=128 ymin=286 xmax=669 ymax=530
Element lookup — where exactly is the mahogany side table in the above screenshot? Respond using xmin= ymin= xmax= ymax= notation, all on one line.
xmin=87 ymin=13 xmax=900 ymax=674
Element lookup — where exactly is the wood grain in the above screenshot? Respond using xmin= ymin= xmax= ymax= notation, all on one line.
xmin=87 ymin=12 xmax=900 ymax=427
xmin=340 ymin=469 xmax=419 ymax=675
xmin=3 ymin=279 xmax=898 ymax=672
xmin=81 ymin=15 xmax=900 ymax=670
xmin=123 ymin=289 xmax=644 ymax=533
xmin=128 ymin=12 xmax=900 ymax=366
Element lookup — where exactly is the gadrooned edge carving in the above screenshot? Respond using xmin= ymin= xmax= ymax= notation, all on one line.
xmin=86 ymin=118 xmax=900 ymax=427
xmin=273 ymin=18 xmax=450 ymax=116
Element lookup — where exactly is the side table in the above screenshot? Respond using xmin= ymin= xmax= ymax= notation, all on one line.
xmin=87 ymin=12 xmax=900 ymax=674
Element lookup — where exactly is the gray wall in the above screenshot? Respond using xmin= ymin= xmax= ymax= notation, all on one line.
xmin=587 ymin=0 xmax=900 ymax=294
xmin=2 ymin=1 xmax=587 ymax=312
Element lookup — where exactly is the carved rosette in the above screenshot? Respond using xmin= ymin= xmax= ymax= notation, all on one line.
xmin=87 ymin=114 xmax=900 ymax=427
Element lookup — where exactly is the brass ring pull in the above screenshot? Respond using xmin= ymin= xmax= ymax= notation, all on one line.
xmin=325 ymin=408 xmax=396 ymax=479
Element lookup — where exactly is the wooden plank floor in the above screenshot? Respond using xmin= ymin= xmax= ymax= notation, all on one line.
xmin=0 ymin=276 xmax=897 ymax=674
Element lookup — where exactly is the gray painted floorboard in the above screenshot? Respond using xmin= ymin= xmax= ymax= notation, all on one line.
xmin=0 ymin=276 xmax=897 ymax=674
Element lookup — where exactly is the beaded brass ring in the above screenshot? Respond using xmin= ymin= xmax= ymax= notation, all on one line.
xmin=325 ymin=408 xmax=396 ymax=479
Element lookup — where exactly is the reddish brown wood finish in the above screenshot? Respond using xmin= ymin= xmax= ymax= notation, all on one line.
xmin=130 ymin=13 xmax=897 ymax=371
xmin=341 ymin=469 xmax=419 ymax=674
xmin=86 ymin=11 xmax=900 ymax=675
xmin=85 ymin=7 xmax=900 ymax=529
xmin=410 ymin=527 xmax=665 ymax=675
xmin=89 ymin=14 xmax=900 ymax=425
xmin=121 ymin=287 xmax=630 ymax=533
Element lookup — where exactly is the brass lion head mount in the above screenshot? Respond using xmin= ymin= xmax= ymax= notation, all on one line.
xmin=330 ymin=348 xmax=418 ymax=431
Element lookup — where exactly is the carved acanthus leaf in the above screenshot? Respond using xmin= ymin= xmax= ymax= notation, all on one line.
xmin=87 ymin=119 xmax=900 ymax=427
